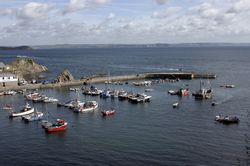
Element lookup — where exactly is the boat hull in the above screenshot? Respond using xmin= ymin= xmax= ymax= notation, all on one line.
xmin=10 ymin=108 xmax=34 ymax=117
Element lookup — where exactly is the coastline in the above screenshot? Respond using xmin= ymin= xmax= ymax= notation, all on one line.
xmin=0 ymin=72 xmax=216 ymax=91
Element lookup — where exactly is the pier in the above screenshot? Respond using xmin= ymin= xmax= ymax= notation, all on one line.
xmin=0 ymin=72 xmax=216 ymax=91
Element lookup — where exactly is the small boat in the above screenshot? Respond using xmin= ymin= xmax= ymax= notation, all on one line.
xmin=2 ymin=104 xmax=13 ymax=110
xmin=172 ymin=102 xmax=179 ymax=108
xmin=168 ymin=90 xmax=177 ymax=95
xmin=22 ymin=112 xmax=43 ymax=122
xmin=4 ymin=90 xmax=17 ymax=95
xmin=10 ymin=103 xmax=34 ymax=117
xmin=74 ymin=101 xmax=98 ymax=112
xmin=128 ymin=93 xmax=152 ymax=103
xmin=215 ymin=115 xmax=239 ymax=124
xmin=43 ymin=97 xmax=59 ymax=103
xmin=225 ymin=84 xmax=235 ymax=88
xmin=176 ymin=88 xmax=189 ymax=96
xmin=145 ymin=88 xmax=154 ymax=92
xmin=69 ymin=88 xmax=79 ymax=92
xmin=100 ymin=89 xmax=111 ymax=98
xmin=211 ymin=101 xmax=219 ymax=106
xmin=102 ymin=109 xmax=115 ymax=116
xmin=45 ymin=119 xmax=68 ymax=133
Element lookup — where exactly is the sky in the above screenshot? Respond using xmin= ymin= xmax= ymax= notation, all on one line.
xmin=0 ymin=0 xmax=250 ymax=46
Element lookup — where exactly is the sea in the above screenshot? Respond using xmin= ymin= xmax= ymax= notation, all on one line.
xmin=0 ymin=46 xmax=250 ymax=166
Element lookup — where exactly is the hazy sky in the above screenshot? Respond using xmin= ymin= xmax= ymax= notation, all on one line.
xmin=0 ymin=0 xmax=250 ymax=45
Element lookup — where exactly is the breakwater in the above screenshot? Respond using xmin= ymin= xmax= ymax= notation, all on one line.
xmin=0 ymin=72 xmax=216 ymax=91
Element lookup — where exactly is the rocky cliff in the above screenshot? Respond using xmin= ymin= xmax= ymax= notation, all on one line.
xmin=55 ymin=69 xmax=74 ymax=83
xmin=7 ymin=57 xmax=48 ymax=76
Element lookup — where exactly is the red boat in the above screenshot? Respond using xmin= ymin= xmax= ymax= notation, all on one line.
xmin=102 ymin=110 xmax=115 ymax=116
xmin=45 ymin=119 xmax=68 ymax=133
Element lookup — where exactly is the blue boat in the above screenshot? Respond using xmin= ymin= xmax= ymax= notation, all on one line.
xmin=100 ymin=89 xmax=111 ymax=98
xmin=22 ymin=112 xmax=44 ymax=122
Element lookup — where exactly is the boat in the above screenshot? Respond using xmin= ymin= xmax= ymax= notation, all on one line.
xmin=45 ymin=119 xmax=68 ymax=133
xmin=168 ymin=90 xmax=177 ymax=95
xmin=215 ymin=115 xmax=239 ymax=124
xmin=69 ymin=88 xmax=79 ymax=92
xmin=145 ymin=88 xmax=154 ymax=92
xmin=211 ymin=101 xmax=219 ymax=106
xmin=128 ymin=93 xmax=152 ymax=103
xmin=100 ymin=89 xmax=111 ymax=98
xmin=4 ymin=90 xmax=17 ymax=95
xmin=192 ymin=80 xmax=213 ymax=99
xmin=74 ymin=101 xmax=98 ymax=112
xmin=172 ymin=102 xmax=179 ymax=108
xmin=176 ymin=88 xmax=189 ymax=96
xmin=82 ymin=86 xmax=102 ymax=96
xmin=220 ymin=84 xmax=235 ymax=88
xmin=64 ymin=99 xmax=84 ymax=109
xmin=22 ymin=111 xmax=43 ymax=122
xmin=102 ymin=109 xmax=115 ymax=116
xmin=43 ymin=97 xmax=59 ymax=103
xmin=132 ymin=81 xmax=151 ymax=86
xmin=2 ymin=104 xmax=13 ymax=110
xmin=10 ymin=103 xmax=34 ymax=117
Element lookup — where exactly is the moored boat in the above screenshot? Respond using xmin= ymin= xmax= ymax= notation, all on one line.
xmin=74 ymin=101 xmax=98 ymax=112
xmin=192 ymin=80 xmax=213 ymax=99
xmin=2 ymin=104 xmax=13 ymax=110
xmin=215 ymin=115 xmax=239 ymax=124
xmin=22 ymin=111 xmax=43 ymax=122
xmin=176 ymin=88 xmax=189 ymax=96
xmin=128 ymin=93 xmax=151 ymax=103
xmin=102 ymin=109 xmax=115 ymax=116
xmin=43 ymin=97 xmax=59 ymax=103
xmin=172 ymin=102 xmax=179 ymax=108
xmin=10 ymin=103 xmax=34 ymax=117
xmin=45 ymin=119 xmax=68 ymax=133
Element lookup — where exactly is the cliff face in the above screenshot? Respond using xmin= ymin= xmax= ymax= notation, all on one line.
xmin=7 ymin=57 xmax=48 ymax=76
xmin=55 ymin=69 xmax=74 ymax=83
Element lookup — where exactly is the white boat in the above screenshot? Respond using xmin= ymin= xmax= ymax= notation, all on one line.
xmin=64 ymin=99 xmax=84 ymax=109
xmin=43 ymin=97 xmax=59 ymax=103
xmin=172 ymin=102 xmax=179 ymax=108
xmin=74 ymin=101 xmax=98 ymax=112
xmin=69 ymin=88 xmax=79 ymax=92
xmin=145 ymin=88 xmax=154 ymax=92
xmin=128 ymin=93 xmax=152 ymax=103
xmin=10 ymin=103 xmax=34 ymax=117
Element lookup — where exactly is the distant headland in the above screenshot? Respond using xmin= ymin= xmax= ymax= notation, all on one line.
xmin=1 ymin=43 xmax=250 ymax=50
xmin=0 ymin=46 xmax=32 ymax=50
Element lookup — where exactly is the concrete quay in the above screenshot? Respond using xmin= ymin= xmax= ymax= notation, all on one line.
xmin=0 ymin=72 xmax=216 ymax=91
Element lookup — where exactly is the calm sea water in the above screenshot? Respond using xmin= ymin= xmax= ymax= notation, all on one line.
xmin=1 ymin=47 xmax=250 ymax=166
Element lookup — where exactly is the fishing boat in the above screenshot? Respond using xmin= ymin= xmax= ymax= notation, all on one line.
xmin=2 ymin=104 xmax=13 ymax=110
xmin=45 ymin=119 xmax=68 ymax=133
xmin=100 ymin=89 xmax=111 ymax=98
xmin=176 ymin=88 xmax=189 ymax=96
xmin=128 ymin=93 xmax=152 ymax=103
xmin=43 ymin=97 xmax=59 ymax=103
xmin=74 ymin=101 xmax=98 ymax=112
xmin=168 ymin=90 xmax=177 ymax=95
xmin=215 ymin=115 xmax=239 ymax=124
xmin=145 ymin=88 xmax=154 ymax=92
xmin=192 ymin=80 xmax=213 ymax=99
xmin=22 ymin=111 xmax=43 ymax=122
xmin=172 ymin=102 xmax=179 ymax=108
xmin=102 ymin=109 xmax=115 ymax=116
xmin=10 ymin=103 xmax=34 ymax=117
xmin=69 ymin=88 xmax=79 ymax=92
